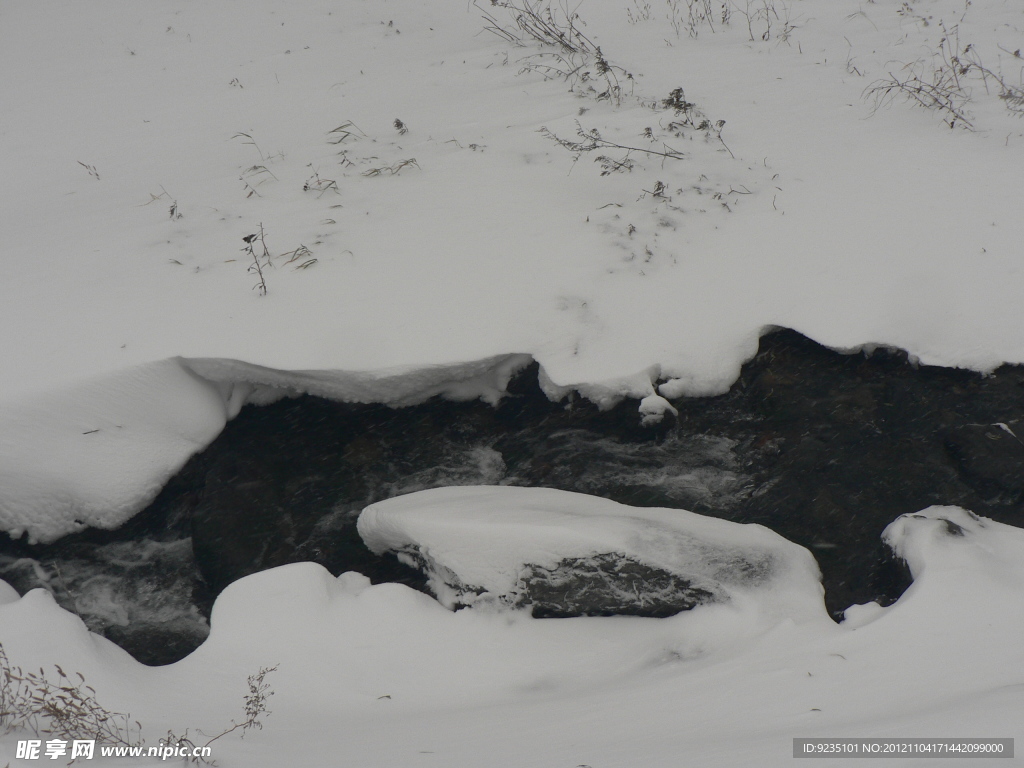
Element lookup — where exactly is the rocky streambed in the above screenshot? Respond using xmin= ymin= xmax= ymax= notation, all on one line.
xmin=2 ymin=329 xmax=1023 ymax=665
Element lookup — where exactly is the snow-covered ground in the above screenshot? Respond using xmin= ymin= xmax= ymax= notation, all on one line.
xmin=1 ymin=501 xmax=1022 ymax=767
xmin=2 ymin=0 xmax=1023 ymax=764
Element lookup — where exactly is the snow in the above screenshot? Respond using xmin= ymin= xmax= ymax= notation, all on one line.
xmin=3 ymin=0 xmax=1024 ymax=532
xmin=0 ymin=354 xmax=532 ymax=542
xmin=2 ymin=0 xmax=1024 ymax=763
xmin=0 ymin=359 xmax=227 ymax=544
xmin=358 ymin=485 xmax=826 ymax=624
xmin=3 ymin=0 xmax=1024 ymax=396
xmin=183 ymin=352 xmax=533 ymax=408
xmin=2 ymin=505 xmax=1023 ymax=767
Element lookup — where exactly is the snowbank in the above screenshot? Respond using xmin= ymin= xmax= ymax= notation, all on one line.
xmin=3 ymin=0 xmax=1024 ymax=541
xmin=2 ymin=0 xmax=1024 ymax=759
xmin=182 ymin=352 xmax=532 ymax=408
xmin=358 ymin=485 xmax=826 ymax=624
xmin=0 ymin=354 xmax=530 ymax=543
xmin=0 ymin=505 xmax=1021 ymax=767
xmin=0 ymin=360 xmax=227 ymax=544
xmin=4 ymin=0 xmax=1024 ymax=396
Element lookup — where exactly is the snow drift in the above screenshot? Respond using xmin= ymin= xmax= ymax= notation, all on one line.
xmin=358 ymin=485 xmax=826 ymax=624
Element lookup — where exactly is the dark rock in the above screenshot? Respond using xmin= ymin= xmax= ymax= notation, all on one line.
xmin=357 ymin=486 xmax=820 ymax=623
xmin=6 ymin=327 xmax=1024 ymax=664
xmin=944 ymin=421 xmax=1024 ymax=499
xmin=514 ymin=553 xmax=718 ymax=618
xmin=941 ymin=518 xmax=966 ymax=536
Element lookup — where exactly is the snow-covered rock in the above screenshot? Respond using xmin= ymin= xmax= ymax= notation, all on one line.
xmin=357 ymin=486 xmax=826 ymax=624
xmin=0 ymin=359 xmax=228 ymax=544
xmin=0 ymin=354 xmax=532 ymax=544
xmin=0 ymin=506 xmax=1021 ymax=767
xmin=881 ymin=505 xmax=1024 ymax=583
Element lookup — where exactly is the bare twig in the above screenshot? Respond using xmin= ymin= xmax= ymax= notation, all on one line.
xmin=231 ymin=132 xmax=266 ymax=161
xmin=327 ymin=121 xmax=367 ymax=145
xmin=242 ymin=223 xmax=272 ymax=296
xmin=77 ymin=162 xmax=100 ymax=180
xmin=362 ymin=158 xmax=420 ymax=176
xmin=303 ymin=165 xmax=339 ymax=196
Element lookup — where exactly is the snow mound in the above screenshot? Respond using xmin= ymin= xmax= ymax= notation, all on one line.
xmin=0 ymin=360 xmax=228 ymax=544
xmin=183 ymin=353 xmax=533 ymax=409
xmin=0 ymin=507 xmax=1022 ymax=766
xmin=358 ymin=486 xmax=826 ymax=624
xmin=882 ymin=505 xmax=1024 ymax=588
xmin=0 ymin=354 xmax=532 ymax=544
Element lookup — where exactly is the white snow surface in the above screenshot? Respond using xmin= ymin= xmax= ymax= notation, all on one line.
xmin=0 ymin=353 xmax=531 ymax=542
xmin=3 ymin=0 xmax=1024 ymax=537
xmin=3 ymin=0 xmax=1024 ymax=538
xmin=0 ymin=505 xmax=1022 ymax=767
xmin=0 ymin=360 xmax=227 ymax=543
xmin=358 ymin=485 xmax=826 ymax=624
xmin=3 ymin=0 xmax=1023 ymax=404
xmin=2 ymin=0 xmax=1024 ymax=763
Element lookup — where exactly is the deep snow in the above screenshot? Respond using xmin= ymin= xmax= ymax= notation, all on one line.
xmin=1 ymin=504 xmax=1023 ymax=767
xmin=2 ymin=0 xmax=1024 ymax=764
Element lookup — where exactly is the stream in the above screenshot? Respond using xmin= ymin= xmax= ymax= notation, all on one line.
xmin=3 ymin=329 xmax=1023 ymax=665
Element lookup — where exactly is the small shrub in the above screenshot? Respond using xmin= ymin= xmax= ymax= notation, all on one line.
xmin=0 ymin=644 xmax=140 ymax=749
xmin=163 ymin=665 xmax=278 ymax=764
xmin=362 ymin=158 xmax=420 ymax=176
xmin=666 ymin=0 xmax=723 ymax=39
xmin=303 ymin=165 xmax=339 ymax=197
xmin=626 ymin=0 xmax=652 ymax=25
xmin=477 ymin=0 xmax=633 ymax=104
xmin=864 ymin=0 xmax=1024 ymax=128
xmin=864 ymin=21 xmax=1022 ymax=128
xmin=2 ymin=642 xmax=278 ymax=766
xmin=231 ymin=132 xmax=266 ymax=162
xmin=733 ymin=0 xmax=795 ymax=43
xmin=541 ymin=96 xmax=733 ymax=174
xmin=242 ymin=224 xmax=272 ymax=296
xmin=327 ymin=121 xmax=366 ymax=145
xmin=539 ymin=121 xmax=687 ymax=174
xmin=239 ymin=165 xmax=277 ymax=198
xmin=281 ymin=245 xmax=316 ymax=270
xmin=143 ymin=186 xmax=183 ymax=220
xmin=661 ymin=87 xmax=734 ymax=157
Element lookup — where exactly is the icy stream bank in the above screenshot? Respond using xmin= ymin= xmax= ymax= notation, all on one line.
xmin=3 ymin=330 xmax=1024 ymax=664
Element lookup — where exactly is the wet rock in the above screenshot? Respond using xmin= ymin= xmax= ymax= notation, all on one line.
xmin=7 ymin=328 xmax=1024 ymax=664
xmin=514 ymin=554 xmax=717 ymax=618
xmin=357 ymin=486 xmax=825 ymax=623
xmin=944 ymin=421 xmax=1024 ymax=499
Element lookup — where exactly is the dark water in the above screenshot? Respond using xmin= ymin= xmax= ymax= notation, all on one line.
xmin=3 ymin=329 xmax=1024 ymax=665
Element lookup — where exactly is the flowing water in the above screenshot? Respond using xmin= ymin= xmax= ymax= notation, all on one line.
xmin=3 ymin=329 xmax=1023 ymax=665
